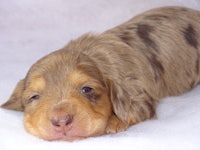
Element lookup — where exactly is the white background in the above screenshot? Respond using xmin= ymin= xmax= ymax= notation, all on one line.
xmin=0 ymin=0 xmax=200 ymax=150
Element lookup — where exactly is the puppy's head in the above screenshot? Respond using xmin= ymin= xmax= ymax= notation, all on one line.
xmin=1 ymin=49 xmax=112 ymax=141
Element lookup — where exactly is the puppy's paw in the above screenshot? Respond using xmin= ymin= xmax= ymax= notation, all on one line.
xmin=106 ymin=115 xmax=128 ymax=134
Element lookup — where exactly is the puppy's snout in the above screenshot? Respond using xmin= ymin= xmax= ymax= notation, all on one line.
xmin=51 ymin=114 xmax=73 ymax=127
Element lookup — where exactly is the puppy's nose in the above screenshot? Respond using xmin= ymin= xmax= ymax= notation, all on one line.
xmin=51 ymin=114 xmax=73 ymax=127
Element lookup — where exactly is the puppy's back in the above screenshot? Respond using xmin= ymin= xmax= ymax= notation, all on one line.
xmin=105 ymin=6 xmax=200 ymax=98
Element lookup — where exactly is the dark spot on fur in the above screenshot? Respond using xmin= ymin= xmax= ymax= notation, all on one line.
xmin=137 ymin=24 xmax=158 ymax=51
xmin=119 ymin=31 xmax=133 ymax=47
xmin=147 ymin=54 xmax=164 ymax=81
xmin=182 ymin=24 xmax=200 ymax=74
xmin=144 ymin=100 xmax=156 ymax=118
xmin=143 ymin=90 xmax=156 ymax=118
xmin=118 ymin=24 xmax=164 ymax=81
xmin=183 ymin=24 xmax=199 ymax=49
xmin=136 ymin=24 xmax=164 ymax=80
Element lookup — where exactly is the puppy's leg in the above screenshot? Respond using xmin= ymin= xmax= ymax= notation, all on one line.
xmin=106 ymin=114 xmax=128 ymax=134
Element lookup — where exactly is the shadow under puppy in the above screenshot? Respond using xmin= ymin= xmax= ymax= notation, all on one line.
xmin=1 ymin=6 xmax=200 ymax=141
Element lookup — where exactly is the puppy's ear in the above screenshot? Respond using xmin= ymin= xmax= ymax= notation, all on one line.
xmin=107 ymin=80 xmax=130 ymax=122
xmin=1 ymin=79 xmax=25 ymax=111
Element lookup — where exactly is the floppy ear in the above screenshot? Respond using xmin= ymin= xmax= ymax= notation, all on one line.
xmin=1 ymin=79 xmax=25 ymax=111
xmin=108 ymin=79 xmax=157 ymax=124
xmin=107 ymin=80 xmax=131 ymax=122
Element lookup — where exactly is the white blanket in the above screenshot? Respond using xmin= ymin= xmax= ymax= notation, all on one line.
xmin=0 ymin=0 xmax=200 ymax=150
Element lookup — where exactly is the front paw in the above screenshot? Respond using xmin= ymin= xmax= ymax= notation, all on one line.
xmin=106 ymin=115 xmax=128 ymax=134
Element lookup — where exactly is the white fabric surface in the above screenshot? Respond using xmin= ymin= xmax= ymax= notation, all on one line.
xmin=0 ymin=0 xmax=200 ymax=150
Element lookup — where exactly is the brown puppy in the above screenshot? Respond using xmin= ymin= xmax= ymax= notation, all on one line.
xmin=1 ymin=6 xmax=200 ymax=141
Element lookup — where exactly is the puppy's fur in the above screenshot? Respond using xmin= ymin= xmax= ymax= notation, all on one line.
xmin=1 ymin=6 xmax=200 ymax=141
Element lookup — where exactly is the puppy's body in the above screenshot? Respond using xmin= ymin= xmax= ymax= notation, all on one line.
xmin=2 ymin=6 xmax=200 ymax=141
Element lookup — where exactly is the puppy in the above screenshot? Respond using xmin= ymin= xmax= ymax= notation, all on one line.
xmin=1 ymin=6 xmax=200 ymax=141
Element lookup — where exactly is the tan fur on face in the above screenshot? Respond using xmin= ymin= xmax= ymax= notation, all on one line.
xmin=29 ymin=77 xmax=46 ymax=92
xmin=1 ymin=6 xmax=200 ymax=141
xmin=23 ymin=62 xmax=112 ymax=141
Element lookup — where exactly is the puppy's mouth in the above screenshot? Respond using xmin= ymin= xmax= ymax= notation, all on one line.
xmin=48 ymin=121 xmax=86 ymax=141
xmin=35 ymin=123 xmax=87 ymax=142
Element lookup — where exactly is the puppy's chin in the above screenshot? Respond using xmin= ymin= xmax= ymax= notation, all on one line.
xmin=24 ymin=117 xmax=86 ymax=142
xmin=24 ymin=110 xmax=108 ymax=141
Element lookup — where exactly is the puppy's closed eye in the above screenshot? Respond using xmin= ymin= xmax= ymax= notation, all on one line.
xmin=29 ymin=94 xmax=41 ymax=102
xmin=22 ymin=93 xmax=41 ymax=106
